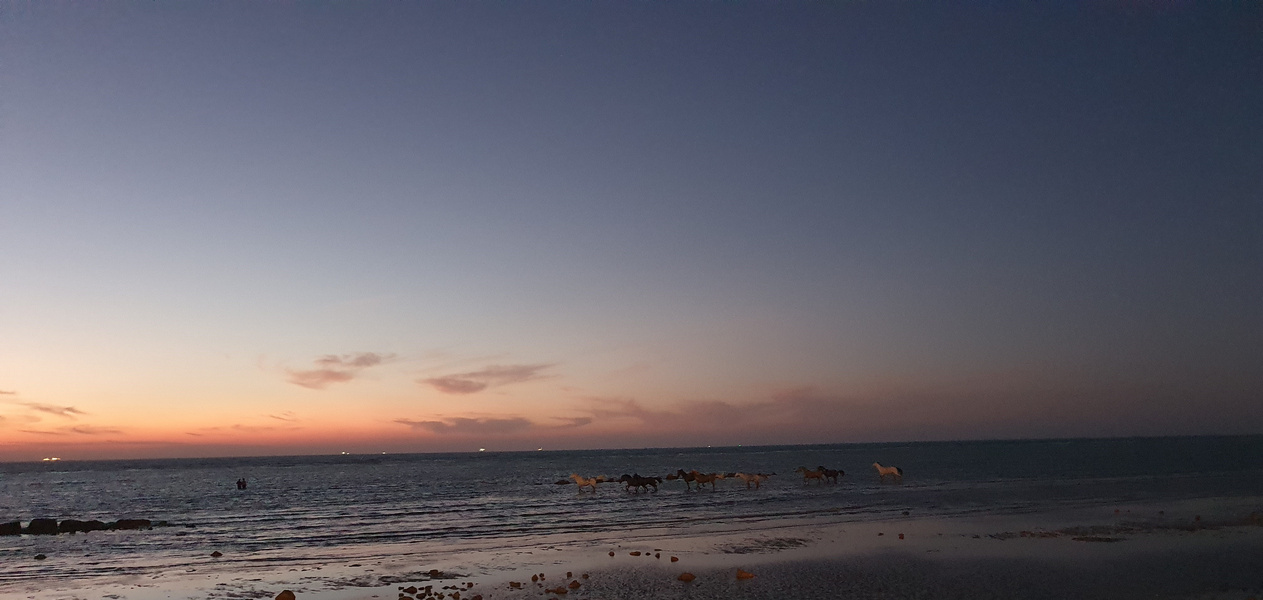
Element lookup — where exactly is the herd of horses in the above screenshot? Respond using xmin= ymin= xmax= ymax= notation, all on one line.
xmin=566 ymin=462 xmax=904 ymax=493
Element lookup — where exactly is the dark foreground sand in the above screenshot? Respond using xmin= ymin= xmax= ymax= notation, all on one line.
xmin=8 ymin=499 xmax=1263 ymax=600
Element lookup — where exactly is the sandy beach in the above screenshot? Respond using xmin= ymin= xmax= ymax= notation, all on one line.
xmin=9 ymin=496 xmax=1261 ymax=600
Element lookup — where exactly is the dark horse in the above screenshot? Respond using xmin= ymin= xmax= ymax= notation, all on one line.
xmin=619 ymin=473 xmax=662 ymax=493
xmin=816 ymin=466 xmax=844 ymax=483
xmin=669 ymin=469 xmax=699 ymax=491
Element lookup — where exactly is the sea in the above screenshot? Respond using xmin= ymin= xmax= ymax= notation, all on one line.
xmin=2 ymin=436 xmax=1261 ymax=592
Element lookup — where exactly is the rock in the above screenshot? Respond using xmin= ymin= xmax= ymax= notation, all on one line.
xmin=211 ymin=551 xmax=223 ymax=557
xmin=114 ymin=519 xmax=152 ymax=530
xmin=429 ymin=569 xmax=442 ymax=577
xmin=34 ymin=554 xmax=47 ymax=560
xmin=509 ymin=582 xmax=521 ymax=589
xmin=736 ymin=569 xmax=754 ymax=580
xmin=0 ymin=521 xmax=21 ymax=536
xmin=629 ymin=551 xmax=640 ymax=556
xmin=677 ymin=573 xmax=695 ymax=582
xmin=566 ymin=572 xmax=572 ymax=578
xmin=877 ymin=532 xmax=884 ymax=536
xmin=670 ymin=556 xmax=679 ymax=562
xmin=83 ymin=520 xmax=107 ymax=532
xmin=568 ymin=580 xmax=580 ymax=589
xmin=608 ymin=551 xmax=614 ymax=556
xmin=655 ymin=553 xmax=660 ymax=558
xmin=25 ymin=519 xmax=59 ymax=535
xmin=59 ymin=519 xmax=87 ymax=534
xmin=275 ymin=591 xmax=296 ymax=600
xmin=531 ymin=575 xmax=539 ymax=582
xmin=404 ymin=586 xmax=417 ymax=594
xmin=898 ymin=533 xmax=905 ymax=539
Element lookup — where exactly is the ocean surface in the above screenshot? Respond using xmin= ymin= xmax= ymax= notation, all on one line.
xmin=2 ymin=436 xmax=1261 ymax=591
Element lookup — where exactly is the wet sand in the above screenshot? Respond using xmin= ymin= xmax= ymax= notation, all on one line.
xmin=8 ymin=497 xmax=1262 ymax=600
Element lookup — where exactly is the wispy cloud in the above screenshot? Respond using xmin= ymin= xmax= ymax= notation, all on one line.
xmin=420 ymin=364 xmax=553 ymax=395
xmin=268 ymin=411 xmax=299 ymax=422
xmin=0 ymin=389 xmax=16 ymax=395
xmin=286 ymin=352 xmax=394 ymax=390
xmin=551 ymin=416 xmax=593 ymax=429
xmin=19 ymin=429 xmax=66 ymax=436
xmin=70 ymin=425 xmax=123 ymax=435
xmin=21 ymin=402 xmax=87 ymax=418
xmin=394 ymin=417 xmax=533 ymax=435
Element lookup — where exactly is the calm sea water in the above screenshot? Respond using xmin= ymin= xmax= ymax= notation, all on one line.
xmin=2 ymin=436 xmax=1261 ymax=589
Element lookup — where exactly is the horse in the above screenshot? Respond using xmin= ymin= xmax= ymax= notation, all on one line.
xmin=816 ymin=466 xmax=844 ymax=483
xmin=672 ymin=469 xmax=698 ymax=491
xmin=689 ymin=471 xmax=725 ymax=491
xmin=619 ymin=473 xmax=662 ymax=493
xmin=570 ymin=473 xmax=602 ymax=492
xmin=734 ymin=472 xmax=771 ymax=489
xmin=872 ymin=462 xmax=903 ymax=482
xmin=794 ymin=466 xmax=826 ymax=484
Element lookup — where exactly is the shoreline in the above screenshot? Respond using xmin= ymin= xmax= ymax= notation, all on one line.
xmin=6 ymin=497 xmax=1262 ymax=600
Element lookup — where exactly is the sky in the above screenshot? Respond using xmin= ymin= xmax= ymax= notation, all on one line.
xmin=0 ymin=2 xmax=1259 ymax=461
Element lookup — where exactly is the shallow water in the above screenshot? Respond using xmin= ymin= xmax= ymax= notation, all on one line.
xmin=1 ymin=436 xmax=1260 ymax=590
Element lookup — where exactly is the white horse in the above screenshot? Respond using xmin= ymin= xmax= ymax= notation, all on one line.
xmin=872 ymin=462 xmax=903 ymax=482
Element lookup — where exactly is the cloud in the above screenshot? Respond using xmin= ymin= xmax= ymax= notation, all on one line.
xmin=18 ymin=402 xmax=86 ymax=418
xmin=268 ymin=412 xmax=299 ymax=422
xmin=70 ymin=425 xmax=123 ymax=435
xmin=394 ymin=417 xmax=534 ymax=435
xmin=0 ymin=389 xmax=15 ymax=395
xmin=286 ymin=352 xmax=394 ymax=390
xmin=421 ymin=364 xmax=554 ymax=395
xmin=18 ymin=429 xmax=66 ymax=436
xmin=551 ymin=417 xmax=593 ymax=429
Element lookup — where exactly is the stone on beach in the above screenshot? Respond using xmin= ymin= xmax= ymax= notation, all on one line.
xmin=670 ymin=556 xmax=679 ymax=562
xmin=629 ymin=551 xmax=641 ymax=556
xmin=34 ymin=554 xmax=47 ymax=560
xmin=568 ymin=580 xmax=581 ymax=589
xmin=275 ymin=591 xmax=296 ymax=600
xmin=0 ymin=521 xmax=20 ymax=536
xmin=677 ymin=572 xmax=696 ymax=582
xmin=736 ymin=569 xmax=755 ymax=579
xmin=211 ymin=551 xmax=223 ymax=557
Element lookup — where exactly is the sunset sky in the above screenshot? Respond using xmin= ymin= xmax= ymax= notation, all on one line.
xmin=1 ymin=2 xmax=1259 ymax=461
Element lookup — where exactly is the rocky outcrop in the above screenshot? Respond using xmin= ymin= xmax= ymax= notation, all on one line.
xmin=24 ymin=518 xmax=59 ymax=535
xmin=114 ymin=519 xmax=152 ymax=530
xmin=58 ymin=519 xmax=107 ymax=534
xmin=7 ymin=518 xmax=157 ymax=535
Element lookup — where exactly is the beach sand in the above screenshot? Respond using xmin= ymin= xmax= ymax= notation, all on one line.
xmin=8 ymin=498 xmax=1262 ymax=600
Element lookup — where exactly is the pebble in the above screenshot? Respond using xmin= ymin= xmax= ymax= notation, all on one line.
xmin=678 ymin=573 xmax=696 ymax=582
xmin=629 ymin=551 xmax=641 ymax=556
xmin=211 ymin=551 xmax=223 ymax=558
xmin=670 ymin=556 xmax=679 ymax=562
xmin=275 ymin=592 xmax=296 ymax=600
xmin=568 ymin=580 xmax=581 ymax=589
xmin=736 ymin=569 xmax=755 ymax=580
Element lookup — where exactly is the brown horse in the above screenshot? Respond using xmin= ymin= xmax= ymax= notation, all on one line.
xmin=816 ymin=466 xmax=844 ymax=483
xmin=689 ymin=470 xmax=725 ymax=491
xmin=794 ymin=467 xmax=826 ymax=484
xmin=671 ymin=469 xmax=698 ymax=491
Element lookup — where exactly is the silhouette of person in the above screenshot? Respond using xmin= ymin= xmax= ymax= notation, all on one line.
xmin=236 ymin=478 xmax=247 ymax=490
